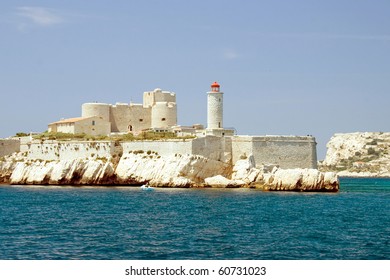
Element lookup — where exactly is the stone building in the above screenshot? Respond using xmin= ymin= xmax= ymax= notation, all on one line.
xmin=27 ymin=81 xmax=319 ymax=170
xmin=48 ymin=88 xmax=177 ymax=136
xmin=48 ymin=116 xmax=111 ymax=136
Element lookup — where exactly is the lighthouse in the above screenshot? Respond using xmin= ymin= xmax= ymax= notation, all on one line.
xmin=207 ymin=81 xmax=224 ymax=130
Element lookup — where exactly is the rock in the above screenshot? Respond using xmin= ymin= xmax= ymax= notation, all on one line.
xmin=0 ymin=150 xmax=339 ymax=191
xmin=204 ymin=175 xmax=240 ymax=187
xmin=259 ymin=168 xmax=338 ymax=192
xmin=115 ymin=153 xmax=230 ymax=187
xmin=320 ymin=132 xmax=390 ymax=177
xmin=232 ymin=154 xmax=260 ymax=183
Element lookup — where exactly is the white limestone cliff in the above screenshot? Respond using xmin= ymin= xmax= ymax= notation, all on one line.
xmin=320 ymin=132 xmax=390 ymax=177
xmin=205 ymin=155 xmax=338 ymax=191
xmin=0 ymin=151 xmax=338 ymax=191
xmin=115 ymin=152 xmax=231 ymax=187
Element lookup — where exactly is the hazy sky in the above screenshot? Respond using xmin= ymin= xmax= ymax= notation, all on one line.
xmin=1 ymin=0 xmax=390 ymax=159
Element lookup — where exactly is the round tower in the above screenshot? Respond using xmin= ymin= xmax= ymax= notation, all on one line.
xmin=82 ymin=103 xmax=110 ymax=122
xmin=151 ymin=102 xmax=177 ymax=128
xmin=207 ymin=81 xmax=223 ymax=129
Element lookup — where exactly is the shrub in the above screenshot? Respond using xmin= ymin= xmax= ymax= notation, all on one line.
xmin=367 ymin=147 xmax=377 ymax=155
xmin=15 ymin=132 xmax=29 ymax=137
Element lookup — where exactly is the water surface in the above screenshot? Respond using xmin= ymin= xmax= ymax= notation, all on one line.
xmin=0 ymin=178 xmax=389 ymax=259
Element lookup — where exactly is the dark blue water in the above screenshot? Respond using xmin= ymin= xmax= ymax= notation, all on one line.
xmin=0 ymin=178 xmax=389 ymax=260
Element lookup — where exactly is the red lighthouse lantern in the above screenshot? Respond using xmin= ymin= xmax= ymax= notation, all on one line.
xmin=211 ymin=81 xmax=220 ymax=92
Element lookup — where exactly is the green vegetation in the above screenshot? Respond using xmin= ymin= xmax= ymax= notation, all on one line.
xmin=33 ymin=132 xmax=108 ymax=141
xmin=111 ymin=131 xmax=194 ymax=141
xmin=96 ymin=156 xmax=108 ymax=163
xmin=15 ymin=132 xmax=29 ymax=137
xmin=240 ymin=153 xmax=248 ymax=160
xmin=32 ymin=131 xmax=195 ymax=142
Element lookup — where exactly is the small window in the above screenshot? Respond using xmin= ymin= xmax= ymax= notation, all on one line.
xmin=128 ymin=125 xmax=133 ymax=132
xmin=92 ymin=120 xmax=95 ymax=126
xmin=162 ymin=118 xmax=166 ymax=121
xmin=139 ymin=119 xmax=143 ymax=122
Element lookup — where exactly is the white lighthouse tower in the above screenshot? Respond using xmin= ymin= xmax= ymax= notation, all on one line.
xmin=207 ymin=81 xmax=224 ymax=130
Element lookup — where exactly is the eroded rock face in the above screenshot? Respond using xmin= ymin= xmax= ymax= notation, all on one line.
xmin=6 ymin=159 xmax=116 ymax=185
xmin=115 ymin=153 xmax=231 ymax=187
xmin=0 ymin=151 xmax=338 ymax=191
xmin=320 ymin=132 xmax=390 ymax=177
xmin=205 ymin=156 xmax=339 ymax=191
xmin=0 ymin=152 xmax=231 ymax=187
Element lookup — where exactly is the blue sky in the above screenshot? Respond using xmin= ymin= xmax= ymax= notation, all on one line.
xmin=1 ymin=0 xmax=390 ymax=159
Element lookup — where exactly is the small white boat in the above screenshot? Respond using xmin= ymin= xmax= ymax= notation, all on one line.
xmin=140 ymin=184 xmax=154 ymax=190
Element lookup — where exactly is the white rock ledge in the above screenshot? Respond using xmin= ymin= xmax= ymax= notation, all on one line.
xmin=0 ymin=152 xmax=339 ymax=191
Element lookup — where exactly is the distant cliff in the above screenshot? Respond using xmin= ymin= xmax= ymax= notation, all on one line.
xmin=0 ymin=150 xmax=338 ymax=191
xmin=319 ymin=132 xmax=390 ymax=177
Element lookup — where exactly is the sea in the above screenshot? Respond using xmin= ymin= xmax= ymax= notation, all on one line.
xmin=0 ymin=177 xmax=389 ymax=260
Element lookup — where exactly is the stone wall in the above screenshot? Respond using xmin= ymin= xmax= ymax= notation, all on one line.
xmin=120 ymin=139 xmax=193 ymax=157
xmin=25 ymin=140 xmax=117 ymax=161
xmin=15 ymin=135 xmax=317 ymax=170
xmin=120 ymin=136 xmax=232 ymax=163
xmin=192 ymin=136 xmax=231 ymax=162
xmin=74 ymin=117 xmax=111 ymax=136
xmin=110 ymin=103 xmax=151 ymax=133
xmin=231 ymin=135 xmax=317 ymax=169
xmin=0 ymin=139 xmax=20 ymax=157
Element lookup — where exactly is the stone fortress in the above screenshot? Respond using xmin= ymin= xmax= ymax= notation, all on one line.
xmin=20 ymin=82 xmax=318 ymax=170
xmin=0 ymin=80 xmax=338 ymax=191
xmin=48 ymin=82 xmax=235 ymax=138
xmin=48 ymin=88 xmax=177 ymax=136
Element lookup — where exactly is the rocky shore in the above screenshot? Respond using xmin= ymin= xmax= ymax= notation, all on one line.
xmin=0 ymin=152 xmax=339 ymax=191
xmin=319 ymin=132 xmax=390 ymax=177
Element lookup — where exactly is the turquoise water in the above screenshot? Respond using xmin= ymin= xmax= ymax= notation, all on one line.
xmin=0 ymin=178 xmax=389 ymax=260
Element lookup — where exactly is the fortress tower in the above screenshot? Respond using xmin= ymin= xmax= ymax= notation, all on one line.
xmin=207 ymin=81 xmax=223 ymax=130
xmin=80 ymin=88 xmax=177 ymax=135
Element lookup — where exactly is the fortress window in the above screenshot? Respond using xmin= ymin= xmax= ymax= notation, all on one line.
xmin=161 ymin=118 xmax=166 ymax=121
xmin=139 ymin=119 xmax=143 ymax=122
xmin=92 ymin=121 xmax=95 ymax=126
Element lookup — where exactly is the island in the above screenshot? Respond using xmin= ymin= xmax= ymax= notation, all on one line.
xmin=0 ymin=82 xmax=339 ymax=191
